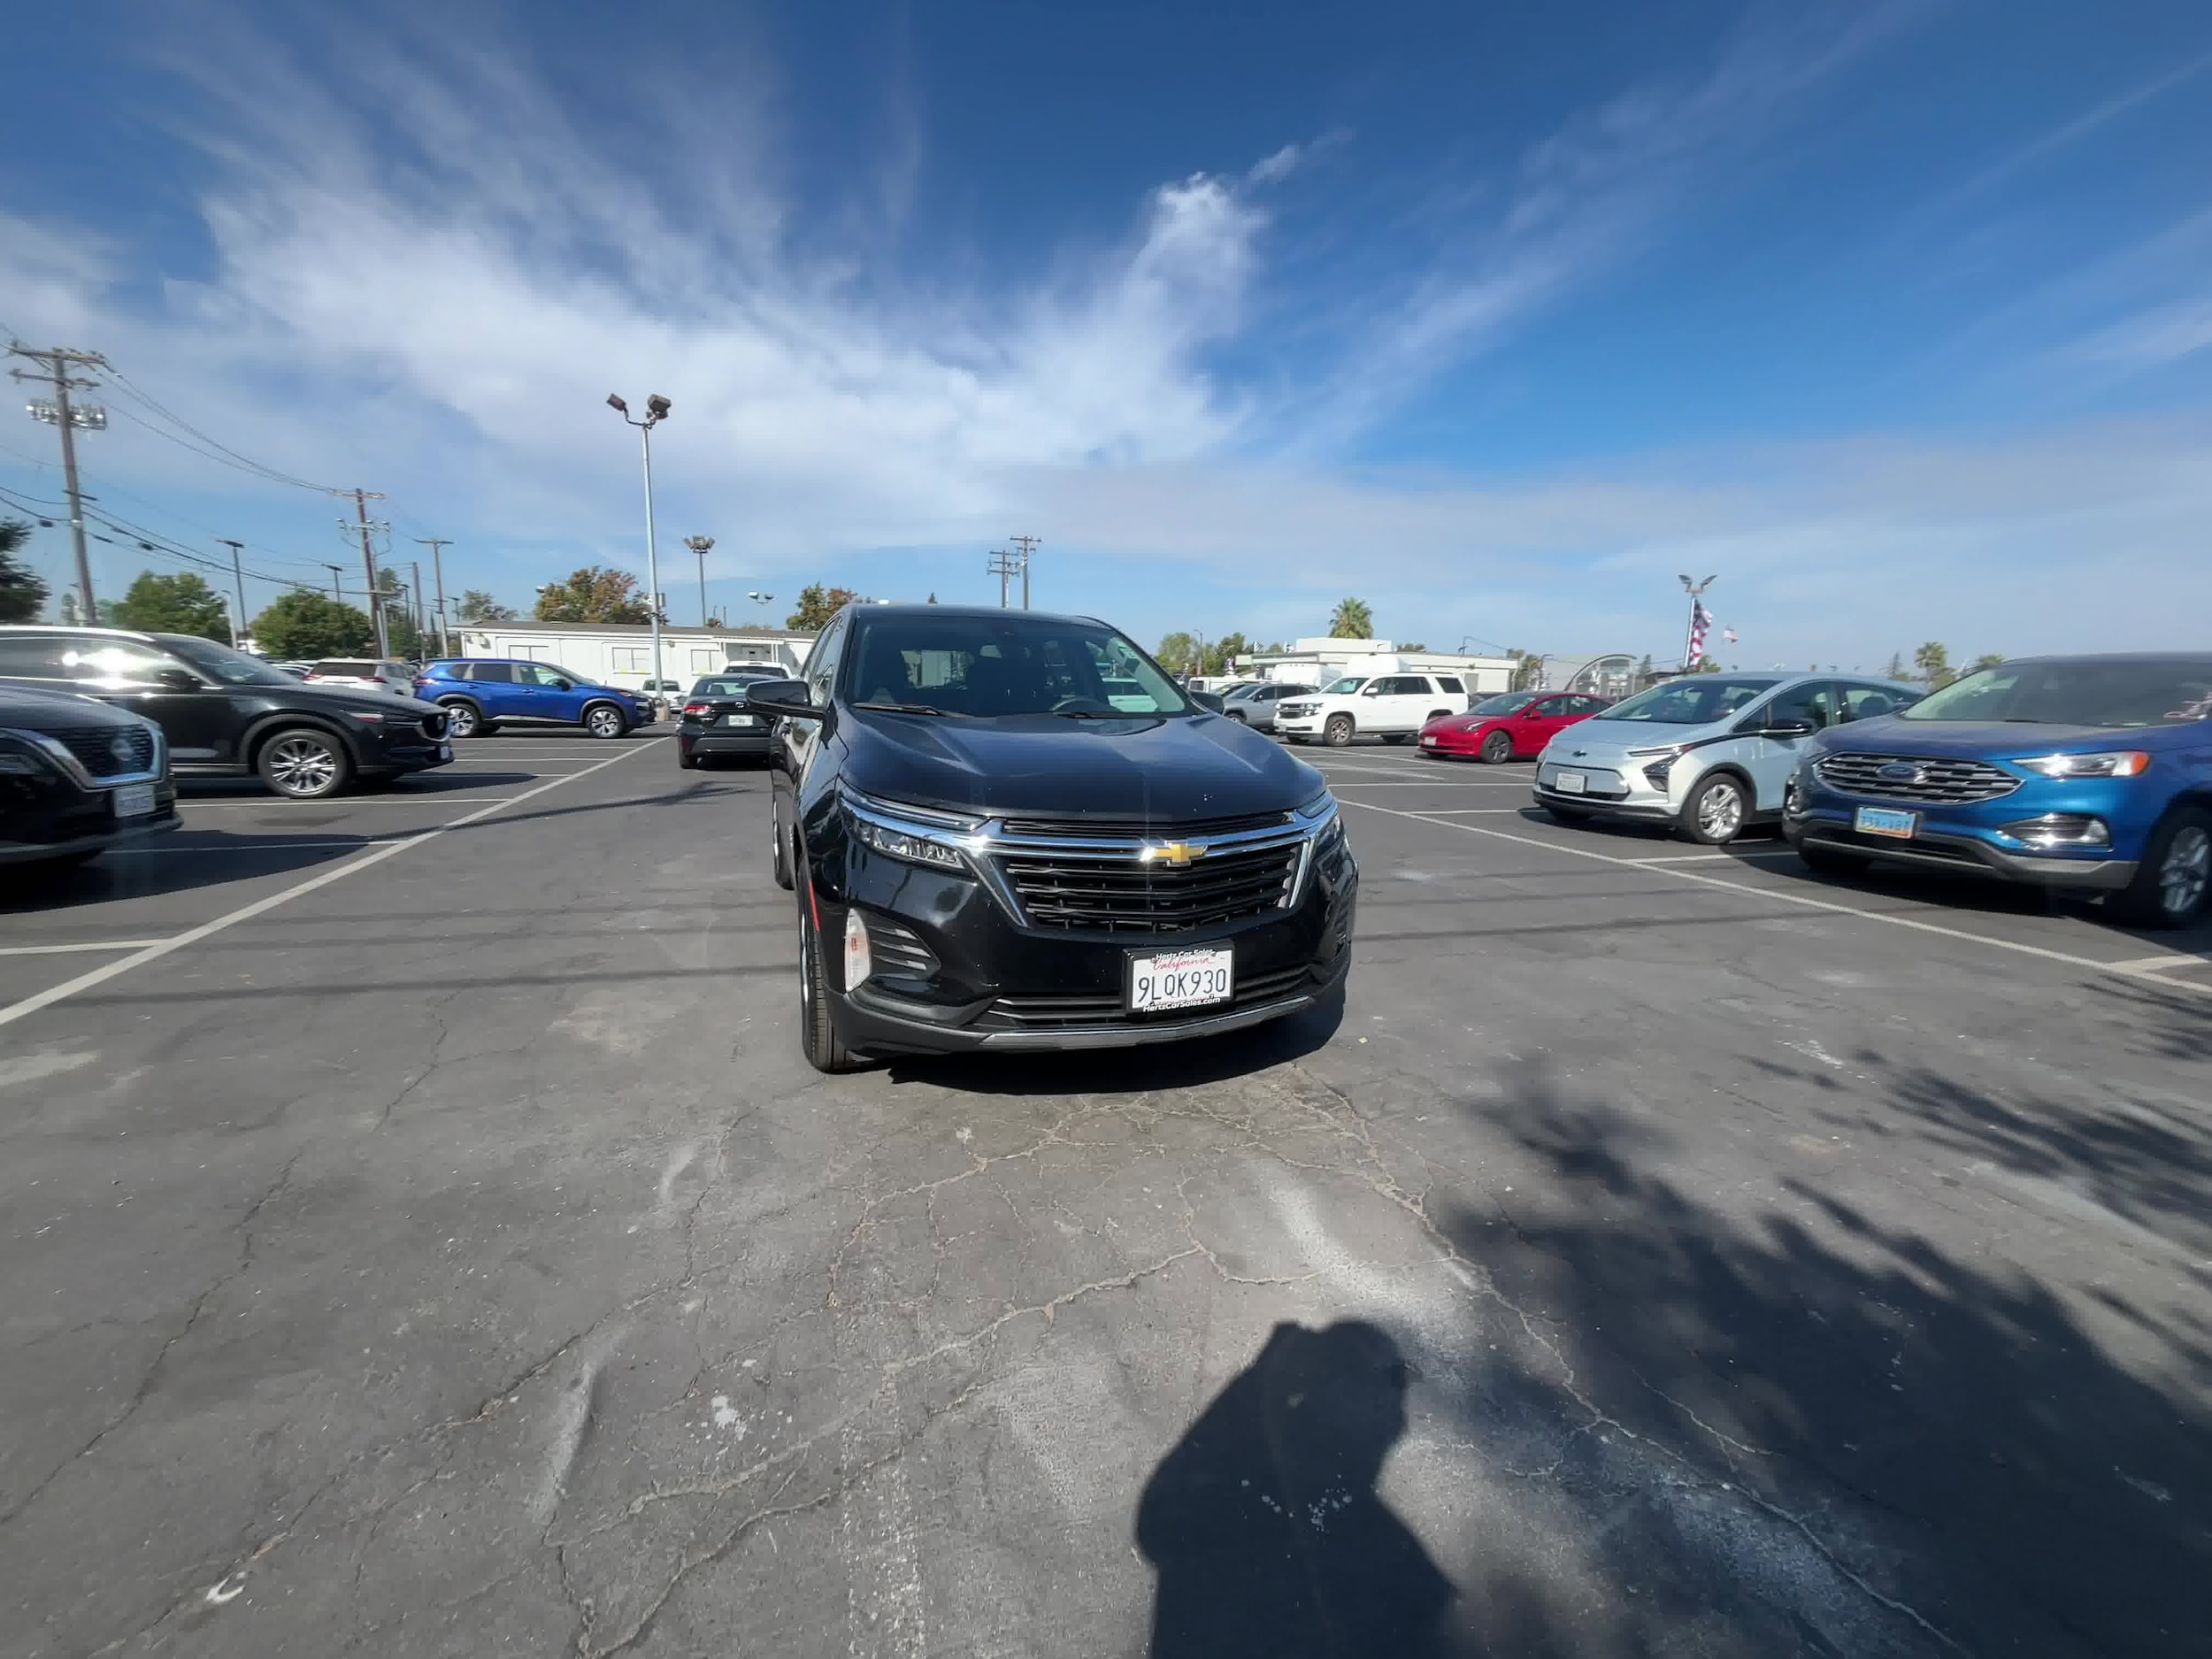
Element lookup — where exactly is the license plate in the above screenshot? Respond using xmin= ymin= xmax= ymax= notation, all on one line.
xmin=111 ymin=782 xmax=157 ymax=819
xmin=1421 ymin=735 xmax=1438 ymax=746
xmin=725 ymin=713 xmax=755 ymax=728
xmin=1127 ymin=947 xmax=1234 ymax=1013
xmin=1855 ymin=805 xmax=1917 ymax=839
xmin=1554 ymin=771 xmax=1587 ymax=794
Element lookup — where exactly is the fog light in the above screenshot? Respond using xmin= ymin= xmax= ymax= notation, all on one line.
xmin=1998 ymin=814 xmax=2110 ymax=849
xmin=843 ymin=910 xmax=872 ymax=986
xmin=1641 ymin=759 xmax=1674 ymax=788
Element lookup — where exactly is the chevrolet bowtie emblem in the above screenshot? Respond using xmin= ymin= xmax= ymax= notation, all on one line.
xmin=1141 ymin=841 xmax=1207 ymax=867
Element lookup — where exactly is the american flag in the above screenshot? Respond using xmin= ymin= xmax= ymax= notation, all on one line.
xmin=1686 ymin=600 xmax=1714 ymax=665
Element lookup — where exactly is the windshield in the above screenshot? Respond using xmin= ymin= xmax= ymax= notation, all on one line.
xmin=1593 ymin=676 xmax=1781 ymax=726
xmin=1901 ymin=659 xmax=2212 ymax=727
xmin=1321 ymin=676 xmax=1367 ymax=695
xmin=1471 ymin=692 xmax=1539 ymax=716
xmin=690 ymin=675 xmax=769 ymax=697
xmin=841 ymin=612 xmax=1189 ymax=716
xmin=165 ymin=637 xmax=299 ymax=687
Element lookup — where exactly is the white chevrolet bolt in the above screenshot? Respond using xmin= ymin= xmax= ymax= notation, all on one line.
xmin=1532 ymin=672 xmax=1922 ymax=844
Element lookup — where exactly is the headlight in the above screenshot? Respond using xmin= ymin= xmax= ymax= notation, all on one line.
xmin=1626 ymin=742 xmax=1686 ymax=759
xmin=2011 ymin=751 xmax=2150 ymax=780
xmin=1295 ymin=787 xmax=1343 ymax=848
xmin=841 ymin=789 xmax=978 ymax=872
xmin=0 ymin=733 xmax=64 ymax=777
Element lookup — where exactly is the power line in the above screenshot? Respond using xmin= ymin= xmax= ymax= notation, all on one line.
xmin=100 ymin=365 xmax=346 ymax=495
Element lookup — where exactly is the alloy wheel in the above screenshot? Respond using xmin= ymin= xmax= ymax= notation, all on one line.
xmin=266 ymin=735 xmax=341 ymax=797
xmin=586 ymin=706 xmax=625 ymax=738
xmin=445 ymin=703 xmax=479 ymax=738
xmin=1696 ymin=780 xmax=1745 ymax=841
xmin=2159 ymin=824 xmax=2210 ymax=918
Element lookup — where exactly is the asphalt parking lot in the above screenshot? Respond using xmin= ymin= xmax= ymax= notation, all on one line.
xmin=4 ymin=733 xmax=2209 ymax=1657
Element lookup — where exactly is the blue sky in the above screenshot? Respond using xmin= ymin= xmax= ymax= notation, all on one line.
xmin=3 ymin=1 xmax=2209 ymax=666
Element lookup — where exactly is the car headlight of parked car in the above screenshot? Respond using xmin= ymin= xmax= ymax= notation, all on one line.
xmin=841 ymin=788 xmax=979 ymax=872
xmin=1295 ymin=787 xmax=1343 ymax=848
xmin=1627 ymin=741 xmax=1686 ymax=787
xmin=2011 ymin=750 xmax=2150 ymax=780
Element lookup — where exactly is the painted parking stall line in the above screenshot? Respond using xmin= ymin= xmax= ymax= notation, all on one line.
xmin=0 ymin=939 xmax=173 ymax=957
xmin=0 ymin=739 xmax=669 ymax=1032
xmin=1346 ymin=797 xmax=2212 ymax=999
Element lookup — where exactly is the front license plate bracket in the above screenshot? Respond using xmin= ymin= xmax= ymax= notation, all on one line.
xmin=1125 ymin=946 xmax=1234 ymax=1014
xmin=1855 ymin=805 xmax=1917 ymax=839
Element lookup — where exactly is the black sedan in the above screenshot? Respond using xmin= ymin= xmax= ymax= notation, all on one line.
xmin=677 ymin=671 xmax=781 ymax=769
xmin=1 ymin=685 xmax=179 ymax=869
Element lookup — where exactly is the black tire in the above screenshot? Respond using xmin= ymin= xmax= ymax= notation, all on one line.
xmin=440 ymin=698 xmax=487 ymax=739
xmin=1679 ymin=772 xmax=1749 ymax=845
xmin=1226 ymin=710 xmax=1248 ymax=724
xmin=1797 ymin=845 xmax=1870 ymax=878
xmin=771 ymin=795 xmax=795 ymax=891
xmin=678 ymin=749 xmax=701 ymax=770
xmin=256 ymin=726 xmax=353 ymax=800
xmin=1324 ymin=714 xmax=1356 ymax=748
xmin=2109 ymin=806 xmax=2212 ymax=930
xmin=581 ymin=702 xmax=629 ymax=740
xmin=1480 ymin=730 xmax=1513 ymax=764
xmin=797 ymin=900 xmax=862 ymax=1073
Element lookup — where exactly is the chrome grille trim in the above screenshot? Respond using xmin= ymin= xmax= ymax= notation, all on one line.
xmin=1812 ymin=751 xmax=2022 ymax=804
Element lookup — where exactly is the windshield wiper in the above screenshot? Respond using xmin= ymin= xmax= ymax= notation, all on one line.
xmin=854 ymin=701 xmax=964 ymax=717
xmin=1051 ymin=707 xmax=1144 ymax=718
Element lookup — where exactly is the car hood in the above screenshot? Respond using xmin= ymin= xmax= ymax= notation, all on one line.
xmin=839 ymin=708 xmax=1325 ymax=821
xmin=278 ymin=682 xmax=444 ymax=718
xmin=1539 ymin=718 xmax=1728 ymax=764
xmin=1808 ymin=718 xmax=2169 ymax=759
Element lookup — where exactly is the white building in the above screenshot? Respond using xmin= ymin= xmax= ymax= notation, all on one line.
xmin=454 ymin=620 xmax=817 ymax=694
xmin=1240 ymin=637 xmax=1517 ymax=695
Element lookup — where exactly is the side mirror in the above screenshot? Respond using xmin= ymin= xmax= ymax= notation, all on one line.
xmin=1359 ymin=685 xmax=1379 ymax=697
xmin=745 ymin=678 xmax=816 ymax=718
xmin=1190 ymin=690 xmax=1225 ymax=714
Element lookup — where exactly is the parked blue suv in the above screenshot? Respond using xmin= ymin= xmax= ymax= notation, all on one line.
xmin=1786 ymin=654 xmax=2212 ymax=928
xmin=414 ymin=659 xmax=652 ymax=740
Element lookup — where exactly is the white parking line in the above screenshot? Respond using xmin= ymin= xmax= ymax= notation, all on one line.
xmin=1344 ymin=798 xmax=2212 ymax=999
xmin=104 ymin=841 xmax=405 ymax=854
xmin=2102 ymin=955 xmax=2210 ymax=973
xmin=0 ymin=739 xmax=668 ymax=1031
xmin=181 ymin=797 xmax=519 ymax=810
xmin=0 ymin=939 xmax=172 ymax=957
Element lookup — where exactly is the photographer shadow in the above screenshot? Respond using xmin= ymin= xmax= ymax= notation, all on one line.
xmin=1137 ymin=1320 xmax=1453 ymax=1659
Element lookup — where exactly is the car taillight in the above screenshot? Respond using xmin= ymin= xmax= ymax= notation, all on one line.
xmin=683 ymin=701 xmax=711 ymax=716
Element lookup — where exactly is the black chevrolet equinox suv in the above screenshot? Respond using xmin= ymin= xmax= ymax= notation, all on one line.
xmin=747 ymin=603 xmax=1356 ymax=1071
xmin=0 ymin=627 xmax=453 ymax=799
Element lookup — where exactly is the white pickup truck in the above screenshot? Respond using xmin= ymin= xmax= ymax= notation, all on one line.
xmin=1275 ymin=672 xmax=1473 ymax=746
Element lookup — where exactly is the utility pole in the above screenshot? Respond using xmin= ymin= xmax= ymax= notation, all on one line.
xmin=411 ymin=559 xmax=426 ymax=650
xmin=8 ymin=342 xmax=110 ymax=619
xmin=987 ymin=547 xmax=1019 ymax=607
xmin=413 ymin=538 xmax=452 ymax=657
xmin=685 ymin=534 xmax=715 ymax=626
xmin=1009 ymin=534 xmax=1040 ymax=610
xmin=321 ymin=564 xmax=345 ymax=600
xmin=217 ymin=539 xmax=248 ymax=647
xmin=341 ymin=489 xmax=391 ymax=656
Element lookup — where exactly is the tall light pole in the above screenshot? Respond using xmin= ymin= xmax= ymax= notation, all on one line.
xmin=607 ymin=392 xmax=672 ymax=695
xmin=1677 ymin=572 xmax=1717 ymax=671
xmin=747 ymin=590 xmax=775 ymax=622
xmin=685 ymin=534 xmax=715 ymax=626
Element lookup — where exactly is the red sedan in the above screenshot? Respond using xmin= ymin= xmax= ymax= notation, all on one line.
xmin=1418 ymin=691 xmax=1613 ymax=762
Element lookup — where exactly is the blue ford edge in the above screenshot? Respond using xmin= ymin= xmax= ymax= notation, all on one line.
xmin=1785 ymin=653 xmax=2212 ymax=927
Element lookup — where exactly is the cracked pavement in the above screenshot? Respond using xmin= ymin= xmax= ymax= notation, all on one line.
xmin=4 ymin=737 xmax=2209 ymax=1656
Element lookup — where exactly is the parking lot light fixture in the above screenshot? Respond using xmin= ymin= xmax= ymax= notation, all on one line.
xmin=607 ymin=391 xmax=672 ymax=695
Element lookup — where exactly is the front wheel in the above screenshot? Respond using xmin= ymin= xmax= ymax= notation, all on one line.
xmin=678 ymin=749 xmax=701 ymax=770
xmin=1480 ymin=731 xmax=1512 ymax=764
xmin=582 ymin=703 xmax=629 ymax=740
xmin=440 ymin=699 xmax=485 ymax=739
xmin=1680 ymin=773 xmax=1748 ymax=845
xmin=257 ymin=727 xmax=353 ymax=800
xmin=2110 ymin=808 xmax=2211 ymax=929
xmin=1324 ymin=714 xmax=1355 ymax=748
xmin=771 ymin=796 xmax=795 ymax=891
xmin=797 ymin=902 xmax=862 ymax=1073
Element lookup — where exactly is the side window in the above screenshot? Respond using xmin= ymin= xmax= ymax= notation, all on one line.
xmin=805 ymin=616 xmax=847 ymax=704
xmin=1381 ymin=676 xmax=1421 ymax=695
xmin=1435 ymin=676 xmax=1464 ymax=694
xmin=62 ymin=641 xmax=178 ymax=685
xmin=1841 ymin=684 xmax=1904 ymax=722
xmin=1573 ymin=696 xmax=1605 ymax=714
xmin=470 ymin=662 xmax=513 ymax=684
xmin=1528 ymin=696 xmax=1566 ymax=717
xmin=0 ymin=634 xmax=70 ymax=678
xmin=1760 ymin=683 xmax=1836 ymax=730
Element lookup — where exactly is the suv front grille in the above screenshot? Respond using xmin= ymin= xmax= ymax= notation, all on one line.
xmin=46 ymin=726 xmax=155 ymax=778
xmin=1813 ymin=752 xmax=2021 ymax=804
xmin=996 ymin=841 xmax=1302 ymax=932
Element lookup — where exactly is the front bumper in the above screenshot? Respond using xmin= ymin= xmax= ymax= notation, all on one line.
xmin=0 ymin=787 xmax=180 ymax=865
xmin=679 ymin=721 xmax=772 ymax=756
xmin=814 ymin=818 xmax=1358 ymax=1057
xmin=1532 ymin=755 xmax=1677 ymax=819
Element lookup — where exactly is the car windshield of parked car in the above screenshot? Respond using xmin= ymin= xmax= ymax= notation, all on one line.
xmin=1470 ymin=692 xmax=1539 ymax=716
xmin=841 ymin=613 xmax=1190 ymax=716
xmin=1592 ymin=676 xmax=1781 ymax=726
xmin=164 ymin=637 xmax=299 ymax=687
xmin=1901 ymin=660 xmax=2212 ymax=727
xmin=690 ymin=675 xmax=769 ymax=697
xmin=1320 ymin=676 xmax=1367 ymax=695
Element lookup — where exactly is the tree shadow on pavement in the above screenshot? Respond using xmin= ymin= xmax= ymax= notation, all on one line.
xmin=1136 ymin=1320 xmax=1454 ymax=1659
xmin=1425 ymin=1072 xmax=2212 ymax=1656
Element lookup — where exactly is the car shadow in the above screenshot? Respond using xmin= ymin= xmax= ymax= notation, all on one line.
xmin=175 ymin=772 xmax=541 ymax=800
xmin=0 ymin=832 xmax=379 ymax=913
xmin=886 ymin=994 xmax=1345 ymax=1094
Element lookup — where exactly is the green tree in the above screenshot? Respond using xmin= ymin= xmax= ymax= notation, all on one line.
xmin=1201 ymin=630 xmax=1252 ymax=676
xmin=1968 ymin=652 xmax=2005 ymax=674
xmin=785 ymin=583 xmax=857 ymax=632
xmin=535 ymin=565 xmax=652 ymax=624
xmin=1400 ymin=641 xmax=1427 ymax=654
xmin=1884 ymin=651 xmax=1906 ymax=680
xmin=0 ymin=519 xmax=48 ymax=623
xmin=111 ymin=571 xmax=231 ymax=641
xmin=1156 ymin=631 xmax=1199 ymax=676
xmin=926 ymin=592 xmax=939 ymax=604
xmin=1506 ymin=649 xmax=1541 ymax=691
xmin=1913 ymin=641 xmax=1954 ymax=688
xmin=1327 ymin=597 xmax=1373 ymax=639
xmin=456 ymin=589 xmax=517 ymax=624
xmin=1636 ymin=652 xmax=1655 ymax=685
xmin=251 ymin=589 xmax=376 ymax=658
